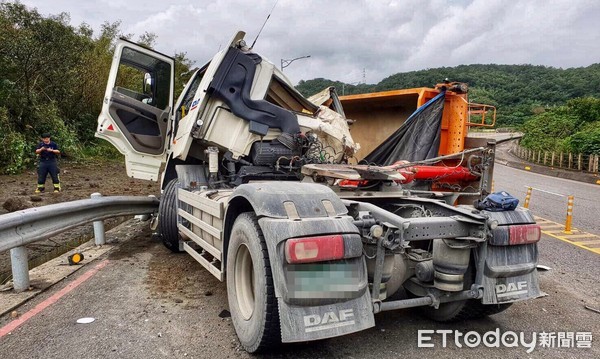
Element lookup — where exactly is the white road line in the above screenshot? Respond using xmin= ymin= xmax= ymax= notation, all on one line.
xmin=523 ymin=185 xmax=566 ymax=197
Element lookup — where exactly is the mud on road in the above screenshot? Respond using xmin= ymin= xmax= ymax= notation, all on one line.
xmin=0 ymin=161 xmax=160 ymax=284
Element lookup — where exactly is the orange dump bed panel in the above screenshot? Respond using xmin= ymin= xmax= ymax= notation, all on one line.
xmin=340 ymin=88 xmax=469 ymax=161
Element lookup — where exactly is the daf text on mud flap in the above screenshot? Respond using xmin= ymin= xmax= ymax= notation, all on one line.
xmin=496 ymin=281 xmax=528 ymax=298
xmin=304 ymin=309 xmax=355 ymax=333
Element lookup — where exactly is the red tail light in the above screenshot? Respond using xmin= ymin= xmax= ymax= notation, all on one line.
xmin=509 ymin=224 xmax=541 ymax=245
xmin=285 ymin=235 xmax=344 ymax=264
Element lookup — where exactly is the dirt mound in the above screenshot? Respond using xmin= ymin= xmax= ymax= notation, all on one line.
xmin=0 ymin=162 xmax=160 ymax=215
xmin=2 ymin=197 xmax=33 ymax=212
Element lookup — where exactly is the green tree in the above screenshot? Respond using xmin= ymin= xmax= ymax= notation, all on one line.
xmin=174 ymin=51 xmax=195 ymax=98
xmin=520 ymin=108 xmax=578 ymax=152
xmin=0 ymin=3 xmax=194 ymax=174
xmin=520 ymin=97 xmax=600 ymax=155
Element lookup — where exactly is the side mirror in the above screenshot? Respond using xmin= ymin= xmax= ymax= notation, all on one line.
xmin=143 ymin=73 xmax=154 ymax=95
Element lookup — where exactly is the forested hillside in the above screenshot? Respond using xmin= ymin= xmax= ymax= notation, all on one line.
xmin=297 ymin=64 xmax=600 ymax=127
xmin=0 ymin=3 xmax=194 ymax=174
xmin=520 ymin=97 xmax=600 ymax=154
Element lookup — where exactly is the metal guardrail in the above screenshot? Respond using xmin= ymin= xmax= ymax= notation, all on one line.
xmin=512 ymin=143 xmax=600 ymax=173
xmin=0 ymin=193 xmax=159 ymax=291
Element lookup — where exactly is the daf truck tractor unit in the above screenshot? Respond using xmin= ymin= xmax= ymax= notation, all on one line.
xmin=96 ymin=31 xmax=542 ymax=353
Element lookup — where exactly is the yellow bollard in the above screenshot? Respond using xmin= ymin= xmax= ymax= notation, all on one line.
xmin=564 ymin=195 xmax=574 ymax=234
xmin=524 ymin=187 xmax=532 ymax=208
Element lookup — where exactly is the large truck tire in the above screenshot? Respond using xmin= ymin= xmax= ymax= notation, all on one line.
xmin=158 ymin=179 xmax=182 ymax=252
xmin=226 ymin=212 xmax=281 ymax=353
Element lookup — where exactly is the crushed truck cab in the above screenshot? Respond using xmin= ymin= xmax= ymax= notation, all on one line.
xmin=96 ymin=31 xmax=543 ymax=353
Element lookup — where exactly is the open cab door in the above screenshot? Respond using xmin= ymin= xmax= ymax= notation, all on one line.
xmin=96 ymin=39 xmax=174 ymax=181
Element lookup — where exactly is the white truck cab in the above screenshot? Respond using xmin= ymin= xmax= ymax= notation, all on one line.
xmin=97 ymin=31 xmax=355 ymax=183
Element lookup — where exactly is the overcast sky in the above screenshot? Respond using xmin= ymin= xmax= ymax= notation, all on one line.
xmin=17 ymin=0 xmax=600 ymax=85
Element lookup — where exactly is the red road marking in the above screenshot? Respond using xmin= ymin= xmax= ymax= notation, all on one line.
xmin=0 ymin=260 xmax=109 ymax=338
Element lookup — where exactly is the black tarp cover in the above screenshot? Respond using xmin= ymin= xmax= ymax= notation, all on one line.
xmin=363 ymin=91 xmax=446 ymax=166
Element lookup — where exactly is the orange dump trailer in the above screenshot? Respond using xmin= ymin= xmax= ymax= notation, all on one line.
xmin=340 ymin=85 xmax=495 ymax=161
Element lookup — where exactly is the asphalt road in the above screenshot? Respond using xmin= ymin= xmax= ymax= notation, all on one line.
xmin=1 ymin=161 xmax=599 ymax=359
xmin=493 ymin=152 xmax=600 ymax=235
xmin=1 ymin=223 xmax=598 ymax=359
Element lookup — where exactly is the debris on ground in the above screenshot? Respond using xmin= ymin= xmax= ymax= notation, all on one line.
xmin=2 ymin=197 xmax=33 ymax=212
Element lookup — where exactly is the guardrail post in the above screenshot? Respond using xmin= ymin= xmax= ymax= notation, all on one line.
xmin=551 ymin=152 xmax=555 ymax=167
xmin=568 ymin=153 xmax=573 ymax=169
xmin=10 ymin=246 xmax=29 ymax=292
xmin=524 ymin=187 xmax=532 ymax=208
xmin=134 ymin=195 xmax=157 ymax=221
xmin=91 ymin=193 xmax=106 ymax=245
xmin=578 ymin=154 xmax=582 ymax=171
xmin=564 ymin=195 xmax=574 ymax=234
xmin=559 ymin=152 xmax=564 ymax=168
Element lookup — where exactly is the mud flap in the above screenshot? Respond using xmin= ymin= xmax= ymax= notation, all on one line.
xmin=259 ymin=216 xmax=374 ymax=342
xmin=481 ymin=243 xmax=545 ymax=304
xmin=482 ymin=271 xmax=543 ymax=304
xmin=278 ymin=290 xmax=375 ymax=343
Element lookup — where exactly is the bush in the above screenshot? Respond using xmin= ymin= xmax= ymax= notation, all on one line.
xmin=520 ymin=108 xmax=578 ymax=152
xmin=564 ymin=122 xmax=600 ymax=154
xmin=521 ymin=97 xmax=600 ymax=155
xmin=566 ymin=97 xmax=600 ymax=124
xmin=30 ymin=103 xmax=82 ymax=159
xmin=80 ymin=140 xmax=124 ymax=161
xmin=0 ymin=107 xmax=28 ymax=173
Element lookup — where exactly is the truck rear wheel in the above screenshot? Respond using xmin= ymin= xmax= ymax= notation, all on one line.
xmin=158 ymin=179 xmax=182 ymax=252
xmin=226 ymin=212 xmax=280 ymax=353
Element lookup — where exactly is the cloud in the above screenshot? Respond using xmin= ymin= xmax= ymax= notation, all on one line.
xmin=18 ymin=0 xmax=600 ymax=84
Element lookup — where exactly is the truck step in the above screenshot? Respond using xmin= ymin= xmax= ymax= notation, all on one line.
xmin=182 ymin=241 xmax=224 ymax=281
